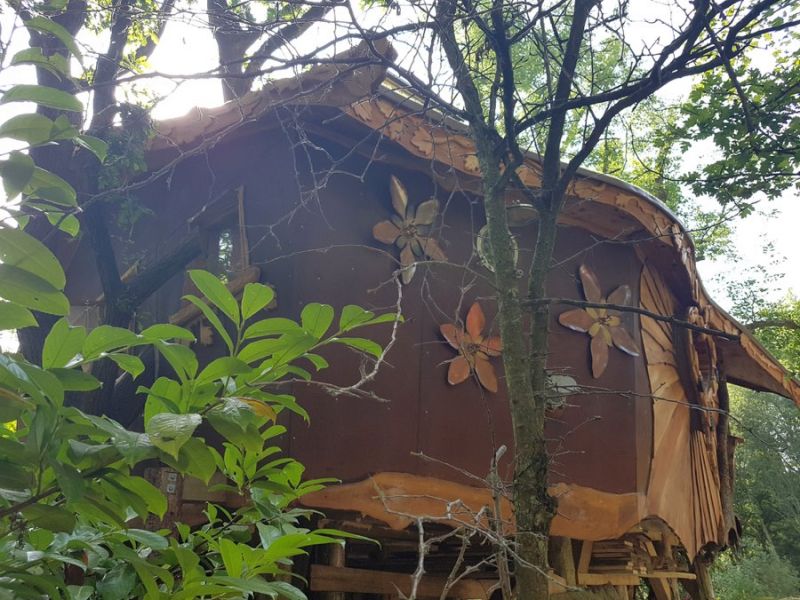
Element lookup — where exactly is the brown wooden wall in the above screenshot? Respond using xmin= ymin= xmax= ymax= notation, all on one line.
xmin=65 ymin=125 xmax=654 ymax=500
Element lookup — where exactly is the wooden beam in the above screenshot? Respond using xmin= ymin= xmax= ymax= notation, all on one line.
xmin=645 ymin=571 xmax=697 ymax=580
xmin=310 ymin=564 xmax=495 ymax=599
xmin=578 ymin=541 xmax=593 ymax=574
xmin=577 ymin=573 xmax=640 ymax=586
xmin=551 ymin=536 xmax=578 ymax=586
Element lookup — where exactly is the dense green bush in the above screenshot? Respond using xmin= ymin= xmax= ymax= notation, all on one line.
xmin=713 ymin=547 xmax=800 ymax=600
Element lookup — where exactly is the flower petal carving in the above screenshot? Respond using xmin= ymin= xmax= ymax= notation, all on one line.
xmin=390 ymin=175 xmax=408 ymax=218
xmin=591 ymin=335 xmax=609 ymax=378
xmin=558 ymin=308 xmax=595 ymax=333
xmin=475 ymin=356 xmax=498 ymax=393
xmin=374 ymin=175 xmax=448 ymax=284
xmin=559 ymin=264 xmax=640 ymax=379
xmin=373 ymin=221 xmax=401 ymax=244
xmin=441 ymin=302 xmax=502 ymax=393
xmin=579 ymin=264 xmax=603 ymax=303
xmin=466 ymin=302 xmax=485 ymax=339
xmin=611 ymin=326 xmax=640 ymax=357
xmin=448 ymin=355 xmax=471 ymax=385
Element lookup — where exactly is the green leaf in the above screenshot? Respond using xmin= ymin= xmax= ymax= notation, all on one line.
xmin=0 ymin=387 xmax=34 ymax=421
xmin=0 ymin=301 xmax=37 ymax=330
xmin=301 ymin=303 xmax=334 ymax=339
xmin=183 ymin=295 xmax=234 ymax=353
xmin=331 ymin=337 xmax=383 ymax=358
xmin=140 ymin=323 xmax=195 ymax=342
xmin=74 ymin=134 xmax=108 ymax=162
xmin=0 ymin=226 xmax=67 ymax=289
xmin=218 ymin=538 xmax=244 ymax=578
xmin=0 ymin=84 xmax=83 ymax=112
xmin=42 ymin=318 xmax=85 ymax=368
xmin=21 ymin=504 xmax=76 ymax=532
xmin=145 ymin=412 xmax=202 ymax=458
xmin=237 ymin=338 xmax=282 ymax=364
xmin=97 ymin=564 xmax=137 ymax=600
xmin=25 ymin=166 xmax=77 ymax=206
xmin=0 ymin=460 xmax=33 ymax=490
xmin=169 ymin=437 xmax=217 ymax=484
xmin=0 ymin=152 xmax=35 ymax=198
xmin=243 ymin=317 xmax=301 ymax=340
xmin=0 ymin=113 xmax=55 ymax=145
xmin=154 ymin=340 xmax=198 ymax=382
xmin=45 ymin=211 xmax=80 ymax=237
xmin=25 ymin=16 xmax=83 ymax=63
xmin=304 ymin=353 xmax=329 ymax=370
xmin=10 ymin=47 xmax=70 ymax=78
xmin=241 ymin=282 xmax=275 ymax=320
xmin=83 ymin=325 xmax=140 ymax=358
xmin=0 ymin=265 xmax=68 ymax=315
xmin=197 ymin=357 xmax=251 ymax=384
xmin=338 ymin=305 xmax=375 ymax=331
xmin=126 ymin=528 xmax=169 ymax=550
xmin=188 ymin=270 xmax=240 ymax=325
xmin=50 ymin=367 xmax=100 ymax=391
xmin=107 ymin=353 xmax=145 ymax=379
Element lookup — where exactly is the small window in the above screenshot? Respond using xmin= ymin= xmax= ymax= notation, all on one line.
xmin=188 ymin=187 xmax=250 ymax=281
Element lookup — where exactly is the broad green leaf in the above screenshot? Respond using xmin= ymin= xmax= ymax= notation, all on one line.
xmin=0 ymin=459 xmax=33 ymax=490
xmin=0 ymin=113 xmax=55 ymax=145
xmin=241 ymin=282 xmax=275 ymax=320
xmin=304 ymin=353 xmax=329 ymax=370
xmin=0 ymin=84 xmax=83 ymax=112
xmin=162 ymin=437 xmax=218 ymax=484
xmin=42 ymin=318 xmax=85 ymax=368
xmin=154 ymin=340 xmax=198 ymax=382
xmin=243 ymin=317 xmax=301 ymax=340
xmin=183 ymin=295 xmax=234 ymax=353
xmin=10 ymin=47 xmax=70 ymax=78
xmin=96 ymin=564 xmax=137 ymax=600
xmin=25 ymin=166 xmax=77 ymax=206
xmin=0 ymin=226 xmax=66 ymax=289
xmin=301 ymin=303 xmax=334 ymax=339
xmin=237 ymin=338 xmax=283 ymax=363
xmin=82 ymin=325 xmax=140 ymax=358
xmin=125 ymin=528 xmax=169 ymax=550
xmin=0 ymin=151 xmax=35 ymax=198
xmin=0 ymin=301 xmax=37 ymax=330
xmin=218 ymin=538 xmax=244 ymax=578
xmin=196 ymin=356 xmax=251 ymax=384
xmin=145 ymin=412 xmax=201 ymax=458
xmin=0 ymin=387 xmax=34 ymax=421
xmin=45 ymin=211 xmax=80 ymax=237
xmin=21 ymin=504 xmax=76 ymax=532
xmin=25 ymin=16 xmax=83 ymax=63
xmin=188 ymin=270 xmax=239 ymax=324
xmin=331 ymin=337 xmax=383 ymax=358
xmin=0 ymin=264 xmax=68 ymax=315
xmin=338 ymin=305 xmax=375 ymax=331
xmin=50 ymin=367 xmax=100 ymax=391
xmin=74 ymin=134 xmax=108 ymax=162
xmin=107 ymin=353 xmax=145 ymax=378
xmin=140 ymin=323 xmax=195 ymax=342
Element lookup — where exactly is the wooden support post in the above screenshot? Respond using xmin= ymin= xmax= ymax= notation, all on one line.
xmin=323 ymin=544 xmax=347 ymax=600
xmin=551 ymin=537 xmax=578 ymax=586
xmin=683 ymin=558 xmax=714 ymax=600
xmin=648 ymin=577 xmax=673 ymax=600
xmin=578 ymin=541 xmax=593 ymax=574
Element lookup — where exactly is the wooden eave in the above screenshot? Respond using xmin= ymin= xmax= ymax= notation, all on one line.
xmin=145 ymin=54 xmax=800 ymax=407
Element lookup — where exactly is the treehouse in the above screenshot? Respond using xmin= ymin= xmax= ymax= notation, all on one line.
xmin=57 ymin=48 xmax=800 ymax=599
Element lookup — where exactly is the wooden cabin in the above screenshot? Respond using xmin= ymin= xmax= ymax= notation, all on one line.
xmin=59 ymin=52 xmax=800 ymax=599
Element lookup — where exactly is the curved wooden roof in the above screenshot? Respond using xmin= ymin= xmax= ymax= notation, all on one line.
xmin=147 ymin=47 xmax=800 ymax=406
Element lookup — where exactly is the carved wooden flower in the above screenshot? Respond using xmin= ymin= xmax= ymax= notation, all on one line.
xmin=373 ymin=175 xmax=447 ymax=284
xmin=440 ymin=302 xmax=503 ymax=392
xmin=558 ymin=264 xmax=640 ymax=379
